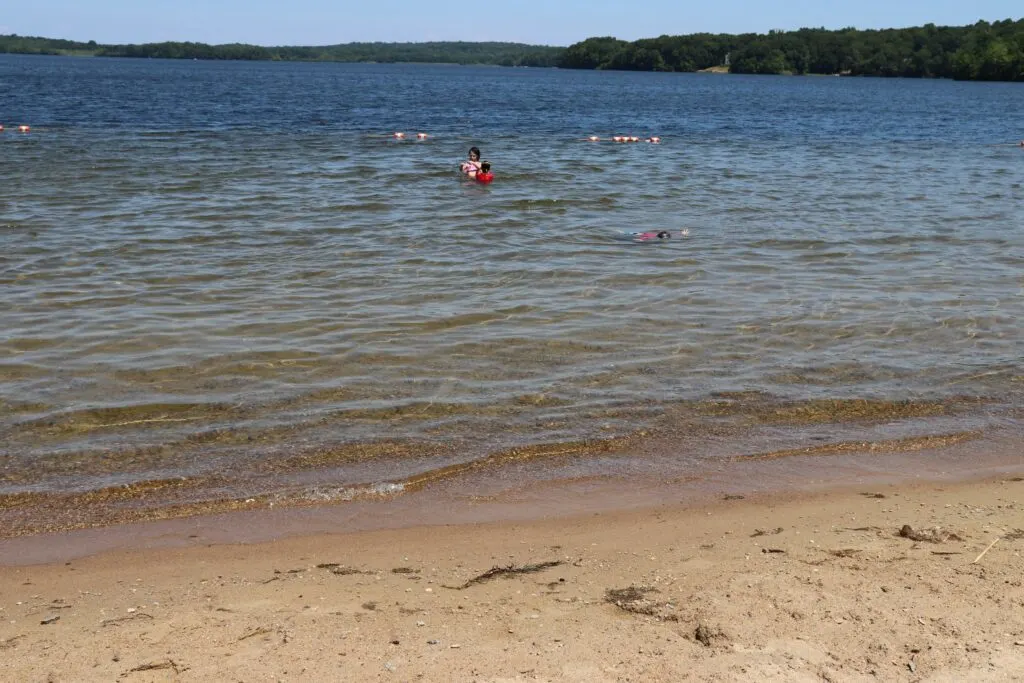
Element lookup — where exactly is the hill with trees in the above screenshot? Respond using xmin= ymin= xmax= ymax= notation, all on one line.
xmin=560 ymin=19 xmax=1024 ymax=80
xmin=0 ymin=35 xmax=562 ymax=67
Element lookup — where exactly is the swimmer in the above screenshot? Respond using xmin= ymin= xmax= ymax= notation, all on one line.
xmin=476 ymin=161 xmax=494 ymax=184
xmin=629 ymin=229 xmax=689 ymax=242
xmin=460 ymin=146 xmax=482 ymax=178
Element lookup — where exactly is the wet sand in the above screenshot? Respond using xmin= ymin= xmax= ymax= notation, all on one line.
xmin=2 ymin=475 xmax=1023 ymax=681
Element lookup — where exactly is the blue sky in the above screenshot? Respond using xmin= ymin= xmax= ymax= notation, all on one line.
xmin=3 ymin=0 xmax=1021 ymax=46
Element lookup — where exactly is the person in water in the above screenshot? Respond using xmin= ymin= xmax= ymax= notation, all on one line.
xmin=460 ymin=147 xmax=482 ymax=177
xmin=631 ymin=229 xmax=689 ymax=241
xmin=476 ymin=161 xmax=494 ymax=184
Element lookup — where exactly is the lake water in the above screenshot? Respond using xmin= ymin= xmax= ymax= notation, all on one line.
xmin=1 ymin=55 xmax=1022 ymax=536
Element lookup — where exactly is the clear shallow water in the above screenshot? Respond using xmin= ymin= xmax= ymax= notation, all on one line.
xmin=1 ymin=56 xmax=1022 ymax=533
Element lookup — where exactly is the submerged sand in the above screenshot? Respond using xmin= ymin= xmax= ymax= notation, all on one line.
xmin=2 ymin=475 xmax=1023 ymax=681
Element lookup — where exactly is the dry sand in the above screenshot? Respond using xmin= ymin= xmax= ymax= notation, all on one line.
xmin=2 ymin=476 xmax=1023 ymax=682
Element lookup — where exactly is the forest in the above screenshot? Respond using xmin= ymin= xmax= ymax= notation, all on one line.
xmin=3 ymin=18 xmax=1023 ymax=80
xmin=0 ymin=35 xmax=561 ymax=67
xmin=559 ymin=19 xmax=1024 ymax=80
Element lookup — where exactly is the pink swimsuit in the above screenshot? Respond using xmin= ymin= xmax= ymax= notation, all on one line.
xmin=632 ymin=231 xmax=672 ymax=241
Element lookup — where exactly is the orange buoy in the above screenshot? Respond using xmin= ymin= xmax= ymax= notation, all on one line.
xmin=416 ymin=132 xmax=428 ymax=139
xmin=587 ymin=135 xmax=600 ymax=142
xmin=648 ymin=136 xmax=661 ymax=144
xmin=0 ymin=124 xmax=4 ymax=132
xmin=393 ymin=132 xmax=405 ymax=139
xmin=18 ymin=125 xmax=30 ymax=133
xmin=612 ymin=136 xmax=624 ymax=143
xmin=629 ymin=136 xmax=639 ymax=143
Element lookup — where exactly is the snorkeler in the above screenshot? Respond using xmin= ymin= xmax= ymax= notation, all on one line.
xmin=629 ymin=229 xmax=689 ymax=241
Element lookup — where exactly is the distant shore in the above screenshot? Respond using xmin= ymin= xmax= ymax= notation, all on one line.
xmin=5 ymin=17 xmax=1024 ymax=81
xmin=0 ymin=37 xmax=564 ymax=68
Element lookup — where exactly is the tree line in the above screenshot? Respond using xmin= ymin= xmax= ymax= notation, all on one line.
xmin=0 ymin=34 xmax=561 ymax=67
xmin=3 ymin=19 xmax=1023 ymax=80
xmin=560 ymin=19 xmax=1024 ymax=80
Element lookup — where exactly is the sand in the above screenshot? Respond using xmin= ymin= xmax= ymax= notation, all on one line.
xmin=2 ymin=476 xmax=1023 ymax=682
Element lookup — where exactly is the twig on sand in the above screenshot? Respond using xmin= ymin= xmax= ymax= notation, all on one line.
xmin=126 ymin=659 xmax=180 ymax=675
xmin=237 ymin=626 xmax=274 ymax=641
xmin=101 ymin=613 xmax=153 ymax=627
xmin=444 ymin=561 xmax=563 ymax=590
xmin=751 ymin=527 xmax=784 ymax=537
xmin=317 ymin=563 xmax=370 ymax=576
xmin=973 ymin=537 xmax=1001 ymax=564
xmin=969 ymin=528 xmax=1023 ymax=564
xmin=0 ymin=635 xmax=25 ymax=649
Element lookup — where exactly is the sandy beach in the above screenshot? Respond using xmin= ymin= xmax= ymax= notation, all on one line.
xmin=2 ymin=474 xmax=1023 ymax=682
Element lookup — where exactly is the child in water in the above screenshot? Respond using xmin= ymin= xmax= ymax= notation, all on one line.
xmin=475 ymin=161 xmax=494 ymax=184
xmin=460 ymin=146 xmax=482 ymax=177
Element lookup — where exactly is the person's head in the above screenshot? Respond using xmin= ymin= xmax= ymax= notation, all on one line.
xmin=480 ymin=161 xmax=491 ymax=174
xmin=468 ymin=147 xmax=481 ymax=161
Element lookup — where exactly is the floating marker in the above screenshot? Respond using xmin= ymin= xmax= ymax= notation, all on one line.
xmin=393 ymin=132 xmax=405 ymax=139
xmin=416 ymin=132 xmax=428 ymax=139
xmin=18 ymin=125 xmax=29 ymax=133
xmin=584 ymin=134 xmax=661 ymax=144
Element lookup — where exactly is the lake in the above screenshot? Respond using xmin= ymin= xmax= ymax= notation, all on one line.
xmin=1 ymin=55 xmax=1022 ymax=535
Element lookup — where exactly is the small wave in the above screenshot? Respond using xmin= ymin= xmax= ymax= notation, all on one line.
xmin=500 ymin=198 xmax=585 ymax=210
xmin=747 ymin=238 xmax=831 ymax=249
xmin=8 ymin=401 xmax=231 ymax=437
xmin=293 ymin=481 xmax=406 ymax=502
xmin=795 ymin=251 xmax=850 ymax=261
xmin=332 ymin=201 xmax=392 ymax=212
xmin=691 ymin=396 xmax=965 ymax=424
xmin=731 ymin=430 xmax=980 ymax=462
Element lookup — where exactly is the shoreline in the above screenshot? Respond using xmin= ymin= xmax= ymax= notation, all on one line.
xmin=2 ymin=424 xmax=1022 ymax=565
xmin=2 ymin=473 xmax=1022 ymax=680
